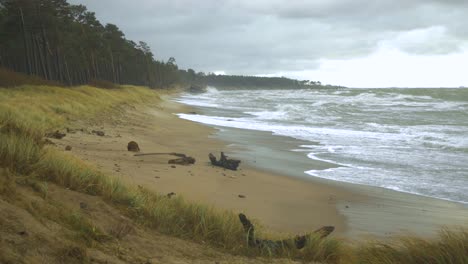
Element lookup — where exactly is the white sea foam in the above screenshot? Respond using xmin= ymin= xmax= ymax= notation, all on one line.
xmin=176 ymin=87 xmax=468 ymax=204
xmin=176 ymin=100 xmax=220 ymax=108
xmin=206 ymin=86 xmax=220 ymax=94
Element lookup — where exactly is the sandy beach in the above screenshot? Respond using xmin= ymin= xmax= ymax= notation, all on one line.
xmin=58 ymin=94 xmax=468 ymax=239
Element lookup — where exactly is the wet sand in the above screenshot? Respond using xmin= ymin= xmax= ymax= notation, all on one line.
xmin=205 ymin=126 xmax=468 ymax=239
xmin=59 ymin=94 xmax=468 ymax=239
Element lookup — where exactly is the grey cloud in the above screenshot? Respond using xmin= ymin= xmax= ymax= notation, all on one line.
xmin=68 ymin=0 xmax=468 ymax=76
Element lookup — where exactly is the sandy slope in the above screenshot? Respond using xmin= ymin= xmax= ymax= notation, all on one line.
xmin=0 ymin=178 xmax=299 ymax=264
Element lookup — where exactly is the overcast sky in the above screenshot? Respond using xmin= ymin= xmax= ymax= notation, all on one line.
xmin=69 ymin=0 xmax=468 ymax=88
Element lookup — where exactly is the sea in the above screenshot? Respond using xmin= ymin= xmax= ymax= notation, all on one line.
xmin=177 ymin=87 xmax=468 ymax=205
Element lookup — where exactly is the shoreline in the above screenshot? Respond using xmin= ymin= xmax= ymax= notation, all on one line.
xmin=195 ymin=124 xmax=468 ymax=239
xmin=61 ymin=94 xmax=468 ymax=239
xmin=175 ymin=95 xmax=468 ymax=239
xmin=214 ymin=126 xmax=468 ymax=208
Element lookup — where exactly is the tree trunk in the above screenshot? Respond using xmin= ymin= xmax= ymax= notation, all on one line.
xmin=55 ymin=47 xmax=63 ymax=83
xmin=108 ymin=47 xmax=116 ymax=83
xmin=35 ymin=35 xmax=48 ymax=80
xmin=0 ymin=49 xmax=4 ymax=68
xmin=19 ymin=7 xmax=32 ymax=75
xmin=238 ymin=213 xmax=335 ymax=252
xmin=41 ymin=26 xmax=51 ymax=80
xmin=64 ymin=56 xmax=72 ymax=86
xmin=117 ymin=55 xmax=122 ymax=84
xmin=31 ymin=35 xmax=39 ymax=76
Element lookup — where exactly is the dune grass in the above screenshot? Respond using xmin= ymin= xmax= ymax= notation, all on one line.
xmin=354 ymin=229 xmax=468 ymax=264
xmin=0 ymin=84 xmax=466 ymax=263
xmin=35 ymin=147 xmax=248 ymax=250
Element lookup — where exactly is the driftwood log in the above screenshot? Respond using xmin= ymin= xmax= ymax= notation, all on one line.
xmin=134 ymin=152 xmax=196 ymax=165
xmin=239 ymin=213 xmax=334 ymax=252
xmin=168 ymin=156 xmax=196 ymax=165
xmin=209 ymin=152 xmax=241 ymax=171
xmin=134 ymin=152 xmax=186 ymax=157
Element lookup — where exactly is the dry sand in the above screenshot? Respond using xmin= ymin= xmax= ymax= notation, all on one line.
xmin=58 ymin=94 xmax=468 ymax=239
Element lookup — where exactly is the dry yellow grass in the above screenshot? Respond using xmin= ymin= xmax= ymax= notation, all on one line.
xmin=353 ymin=229 xmax=468 ymax=264
xmin=0 ymin=84 xmax=466 ymax=263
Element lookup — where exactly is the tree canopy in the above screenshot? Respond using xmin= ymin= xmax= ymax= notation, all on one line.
xmin=0 ymin=0 xmax=180 ymax=88
xmin=177 ymin=70 xmax=345 ymax=90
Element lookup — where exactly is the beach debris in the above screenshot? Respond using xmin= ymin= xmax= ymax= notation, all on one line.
xmin=66 ymin=127 xmax=84 ymax=133
xmin=127 ymin=141 xmax=140 ymax=152
xmin=171 ymin=165 xmax=176 ymax=168
xmin=46 ymin=130 xmax=66 ymax=139
xmin=188 ymin=111 xmax=197 ymax=114
xmin=65 ymin=145 xmax=72 ymax=151
xmin=209 ymin=152 xmax=241 ymax=171
xmin=238 ymin=194 xmax=246 ymax=198
xmin=134 ymin=152 xmax=186 ymax=157
xmin=239 ymin=213 xmax=334 ymax=252
xmin=167 ymin=192 xmax=176 ymax=198
xmin=92 ymin=130 xmax=105 ymax=136
xmin=168 ymin=156 xmax=196 ymax=165
xmin=134 ymin=152 xmax=196 ymax=165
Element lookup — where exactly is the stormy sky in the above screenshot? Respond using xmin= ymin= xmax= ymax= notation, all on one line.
xmin=68 ymin=0 xmax=468 ymax=87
